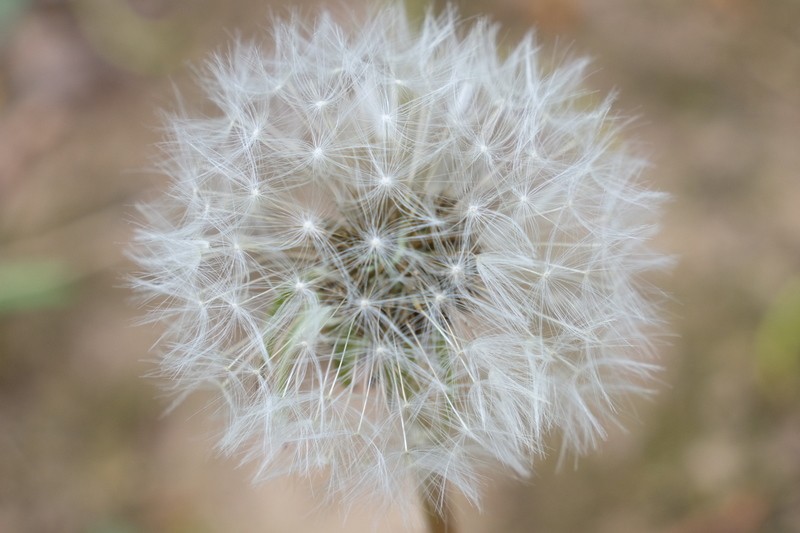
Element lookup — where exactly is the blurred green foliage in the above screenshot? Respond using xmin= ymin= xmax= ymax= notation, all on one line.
xmin=86 ymin=520 xmax=141 ymax=533
xmin=0 ymin=0 xmax=28 ymax=41
xmin=0 ymin=260 xmax=74 ymax=313
xmin=756 ymin=277 xmax=800 ymax=401
xmin=73 ymin=0 xmax=191 ymax=74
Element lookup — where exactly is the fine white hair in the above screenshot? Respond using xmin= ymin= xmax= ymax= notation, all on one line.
xmin=131 ymin=4 xmax=668 ymax=510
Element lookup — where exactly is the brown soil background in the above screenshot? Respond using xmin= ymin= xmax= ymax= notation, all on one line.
xmin=1 ymin=1 xmax=798 ymax=531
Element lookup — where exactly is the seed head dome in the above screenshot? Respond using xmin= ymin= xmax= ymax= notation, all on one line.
xmin=131 ymin=4 xmax=668 ymax=507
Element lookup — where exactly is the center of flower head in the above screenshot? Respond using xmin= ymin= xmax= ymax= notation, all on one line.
xmin=304 ymin=197 xmax=475 ymax=380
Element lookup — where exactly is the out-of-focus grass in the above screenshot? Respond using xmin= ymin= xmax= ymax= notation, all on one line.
xmin=0 ymin=260 xmax=74 ymax=312
xmin=72 ymin=0 xmax=197 ymax=74
xmin=0 ymin=0 xmax=28 ymax=39
xmin=757 ymin=277 xmax=800 ymax=402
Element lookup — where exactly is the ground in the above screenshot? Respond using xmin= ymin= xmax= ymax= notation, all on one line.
xmin=1 ymin=1 xmax=798 ymax=531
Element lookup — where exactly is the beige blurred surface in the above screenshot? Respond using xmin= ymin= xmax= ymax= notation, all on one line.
xmin=1 ymin=1 xmax=798 ymax=532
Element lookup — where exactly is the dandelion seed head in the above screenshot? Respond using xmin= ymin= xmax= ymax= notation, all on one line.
xmin=130 ymin=4 xmax=668 ymax=509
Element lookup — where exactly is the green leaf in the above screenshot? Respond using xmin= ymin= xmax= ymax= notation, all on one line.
xmin=0 ymin=0 xmax=29 ymax=40
xmin=0 ymin=260 xmax=74 ymax=313
xmin=756 ymin=277 xmax=800 ymax=401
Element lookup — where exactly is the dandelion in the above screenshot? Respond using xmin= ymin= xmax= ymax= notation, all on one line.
xmin=131 ymin=4 xmax=667 ymax=530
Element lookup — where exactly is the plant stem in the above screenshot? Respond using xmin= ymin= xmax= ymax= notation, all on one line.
xmin=422 ymin=475 xmax=455 ymax=533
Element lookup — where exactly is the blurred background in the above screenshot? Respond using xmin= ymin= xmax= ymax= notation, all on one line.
xmin=1 ymin=0 xmax=798 ymax=531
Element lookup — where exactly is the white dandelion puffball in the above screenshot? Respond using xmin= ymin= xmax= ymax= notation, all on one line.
xmin=132 ymin=5 xmax=667 ymax=506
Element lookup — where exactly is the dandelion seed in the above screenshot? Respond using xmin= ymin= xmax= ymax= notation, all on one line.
xmin=130 ymin=3 xmax=668 ymax=526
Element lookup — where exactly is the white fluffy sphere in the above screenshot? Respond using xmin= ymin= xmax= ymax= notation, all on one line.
xmin=131 ymin=5 xmax=667 ymax=507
